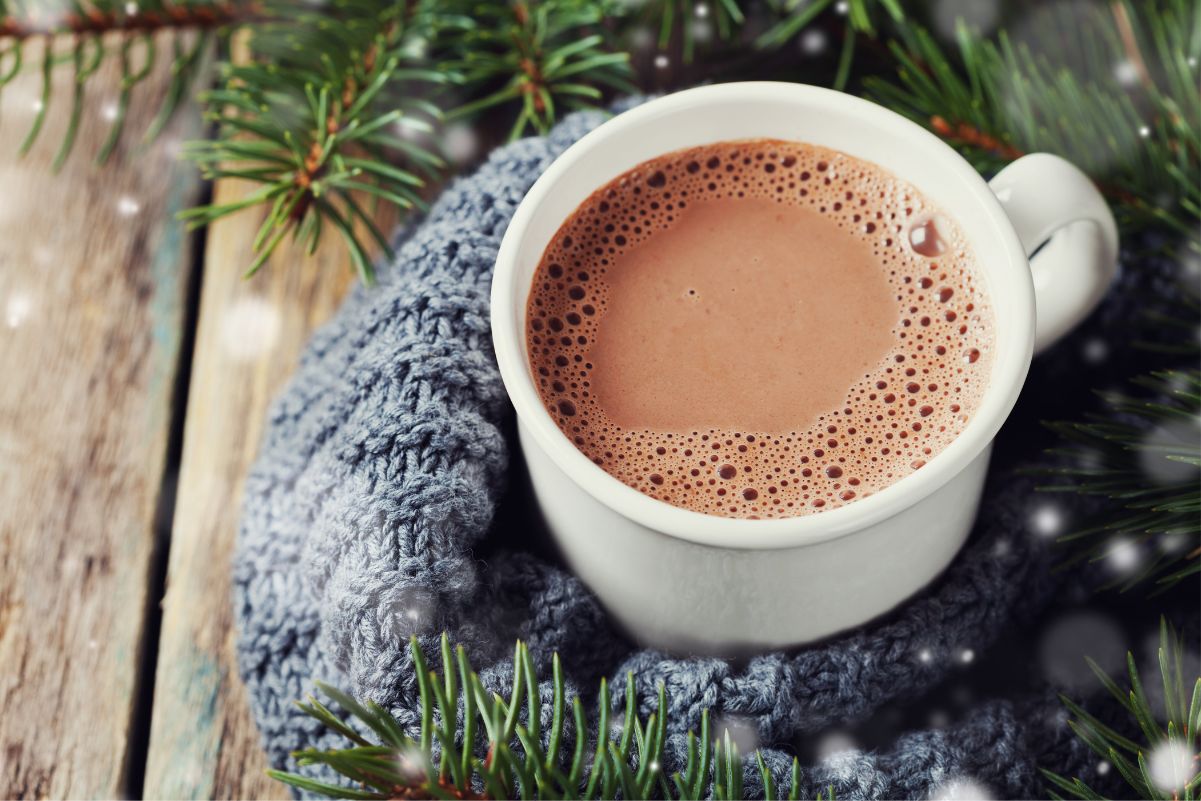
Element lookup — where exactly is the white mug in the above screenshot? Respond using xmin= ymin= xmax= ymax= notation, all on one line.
xmin=491 ymin=83 xmax=1118 ymax=656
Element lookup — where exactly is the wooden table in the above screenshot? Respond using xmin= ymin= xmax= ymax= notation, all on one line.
xmin=0 ymin=36 xmax=365 ymax=799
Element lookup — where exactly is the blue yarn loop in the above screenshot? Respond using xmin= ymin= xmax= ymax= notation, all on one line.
xmin=235 ymin=103 xmax=1098 ymax=799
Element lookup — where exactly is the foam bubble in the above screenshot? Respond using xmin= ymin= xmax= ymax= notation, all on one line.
xmin=526 ymin=139 xmax=994 ymax=518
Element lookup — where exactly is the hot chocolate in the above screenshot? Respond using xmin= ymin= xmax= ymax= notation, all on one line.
xmin=525 ymin=139 xmax=993 ymax=518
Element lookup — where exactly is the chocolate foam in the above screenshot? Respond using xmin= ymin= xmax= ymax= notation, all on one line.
xmin=525 ymin=139 xmax=993 ymax=519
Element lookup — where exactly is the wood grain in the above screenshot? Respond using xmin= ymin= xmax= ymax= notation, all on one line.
xmin=142 ymin=179 xmax=394 ymax=796
xmin=0 ymin=35 xmax=207 ymax=798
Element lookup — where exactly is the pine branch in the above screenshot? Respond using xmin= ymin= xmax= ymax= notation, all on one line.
xmin=271 ymin=634 xmax=835 ymax=800
xmin=865 ymin=0 xmax=1201 ymax=246
xmin=437 ymin=0 xmax=635 ymax=140
xmin=620 ymin=0 xmax=746 ymax=65
xmin=179 ymin=0 xmax=636 ymax=278
xmin=0 ymin=1 xmax=250 ymax=38
xmin=1038 ymin=367 xmax=1201 ymax=593
xmin=1042 ymin=618 xmax=1201 ymax=800
xmin=755 ymin=0 xmax=904 ymax=91
xmin=179 ymin=1 xmax=449 ymax=282
xmin=756 ymin=0 xmax=902 ymax=48
xmin=0 ymin=1 xmax=247 ymax=167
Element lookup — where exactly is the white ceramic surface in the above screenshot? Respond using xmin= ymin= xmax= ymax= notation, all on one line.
xmin=491 ymin=83 xmax=1119 ymax=655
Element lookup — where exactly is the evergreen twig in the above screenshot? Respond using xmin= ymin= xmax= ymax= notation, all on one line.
xmin=623 ymin=0 xmax=745 ymax=64
xmin=1038 ymin=368 xmax=1200 ymax=593
xmin=271 ymin=634 xmax=834 ymax=800
xmin=0 ymin=0 xmax=242 ymax=167
xmin=1042 ymin=618 xmax=1201 ymax=800
xmin=866 ymin=0 xmax=1201 ymax=246
xmin=437 ymin=0 xmax=635 ymax=140
xmin=178 ymin=1 xmax=448 ymax=282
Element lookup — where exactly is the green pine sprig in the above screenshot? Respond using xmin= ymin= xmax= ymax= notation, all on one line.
xmin=622 ymin=0 xmax=746 ymax=65
xmin=756 ymin=0 xmax=903 ymax=48
xmin=271 ymin=633 xmax=834 ymax=801
xmin=756 ymin=0 xmax=903 ymax=90
xmin=439 ymin=0 xmax=635 ymax=141
xmin=1043 ymin=617 xmax=1201 ymax=800
xmin=178 ymin=1 xmax=449 ymax=282
xmin=0 ymin=0 xmax=241 ymax=169
xmin=1038 ymin=369 xmax=1200 ymax=593
xmin=866 ymin=0 xmax=1201 ymax=246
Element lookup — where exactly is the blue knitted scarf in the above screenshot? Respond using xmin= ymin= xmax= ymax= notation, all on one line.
xmin=234 ymin=104 xmax=1109 ymax=799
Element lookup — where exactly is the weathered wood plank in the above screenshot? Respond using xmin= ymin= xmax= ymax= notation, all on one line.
xmin=0 ymin=35 xmax=207 ymax=798
xmin=142 ymin=180 xmax=394 ymax=795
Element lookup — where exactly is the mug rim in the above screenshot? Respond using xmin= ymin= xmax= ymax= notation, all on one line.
xmin=491 ymin=82 xmax=1034 ymax=550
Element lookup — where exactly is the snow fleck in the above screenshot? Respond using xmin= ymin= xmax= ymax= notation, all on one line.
xmin=815 ymin=731 xmax=858 ymax=761
xmin=714 ymin=715 xmax=759 ymax=754
xmin=1030 ymin=503 xmax=1065 ymax=537
xmin=1106 ymin=538 xmax=1141 ymax=573
xmin=116 ymin=196 xmax=141 ymax=217
xmin=5 ymin=291 xmax=33 ymax=329
xmin=1113 ymin=59 xmax=1140 ymax=86
xmin=800 ymin=30 xmax=827 ymax=55
xmin=1147 ymin=739 xmax=1194 ymax=793
xmin=219 ymin=296 xmax=282 ymax=362
xmin=1081 ymin=338 xmax=1108 ymax=363
xmin=931 ymin=777 xmax=994 ymax=800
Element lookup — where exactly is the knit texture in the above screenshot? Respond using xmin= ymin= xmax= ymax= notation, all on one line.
xmin=235 ymin=103 xmax=1108 ymax=799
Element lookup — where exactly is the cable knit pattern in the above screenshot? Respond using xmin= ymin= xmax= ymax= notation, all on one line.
xmin=236 ymin=102 xmax=1102 ymax=798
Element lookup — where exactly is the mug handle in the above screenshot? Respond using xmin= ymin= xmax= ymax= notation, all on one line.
xmin=988 ymin=153 xmax=1120 ymax=353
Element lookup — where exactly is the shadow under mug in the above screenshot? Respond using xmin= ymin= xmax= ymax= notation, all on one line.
xmin=491 ymin=83 xmax=1118 ymax=656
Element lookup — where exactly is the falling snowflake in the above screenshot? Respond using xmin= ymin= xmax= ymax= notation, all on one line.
xmin=1081 ymin=338 xmax=1108 ymax=363
xmin=395 ymin=743 xmax=429 ymax=783
xmin=219 ymin=296 xmax=282 ymax=362
xmin=1180 ymin=244 xmax=1201 ymax=298
xmin=1138 ymin=418 xmax=1201 ymax=486
xmin=1112 ymin=59 xmax=1140 ymax=86
xmin=386 ymin=586 xmax=441 ymax=638
xmin=1038 ymin=612 xmax=1126 ymax=691
xmin=5 ymin=291 xmax=33 ymax=329
xmin=442 ymin=123 xmax=480 ymax=166
xmin=1106 ymin=537 xmax=1142 ymax=574
xmin=116 ymin=196 xmax=141 ymax=217
xmin=1029 ymin=503 xmax=1065 ymax=537
xmin=930 ymin=0 xmax=1000 ymax=39
xmin=930 ymin=777 xmax=994 ymax=800
xmin=815 ymin=731 xmax=857 ymax=760
xmin=714 ymin=715 xmax=759 ymax=754
xmin=800 ymin=29 xmax=826 ymax=55
xmin=1147 ymin=739 xmax=1195 ymax=793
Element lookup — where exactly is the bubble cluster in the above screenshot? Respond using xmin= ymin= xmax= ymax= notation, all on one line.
xmin=526 ymin=139 xmax=993 ymax=519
